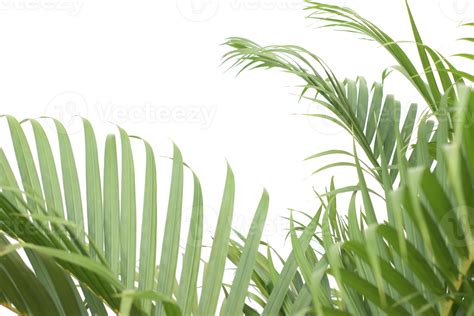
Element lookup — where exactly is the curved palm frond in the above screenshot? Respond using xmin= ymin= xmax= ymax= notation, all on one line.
xmin=229 ymin=87 xmax=473 ymax=316
xmin=315 ymin=89 xmax=473 ymax=315
xmin=223 ymin=37 xmax=426 ymax=185
xmin=305 ymin=0 xmax=467 ymax=113
xmin=0 ymin=116 xmax=270 ymax=316
xmin=223 ymin=2 xmax=474 ymax=315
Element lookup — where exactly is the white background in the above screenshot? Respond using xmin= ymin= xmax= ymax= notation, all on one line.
xmin=0 ymin=0 xmax=472 ymax=314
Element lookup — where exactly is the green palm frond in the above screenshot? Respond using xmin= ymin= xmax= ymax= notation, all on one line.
xmin=305 ymin=0 xmax=465 ymax=112
xmin=223 ymin=1 xmax=474 ymax=315
xmin=229 ymin=90 xmax=473 ymax=315
xmin=322 ymin=90 xmax=474 ymax=313
xmin=223 ymin=38 xmax=424 ymax=185
xmin=455 ymin=22 xmax=474 ymax=82
xmin=457 ymin=22 xmax=474 ymax=60
xmin=0 ymin=116 xmax=270 ymax=315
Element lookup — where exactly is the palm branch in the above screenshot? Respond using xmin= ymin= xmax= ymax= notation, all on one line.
xmin=223 ymin=1 xmax=474 ymax=315
xmin=0 ymin=116 xmax=269 ymax=315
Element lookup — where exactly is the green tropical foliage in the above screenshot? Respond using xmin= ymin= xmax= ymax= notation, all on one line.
xmin=0 ymin=1 xmax=473 ymax=315
xmin=222 ymin=1 xmax=474 ymax=315
xmin=0 ymin=116 xmax=269 ymax=315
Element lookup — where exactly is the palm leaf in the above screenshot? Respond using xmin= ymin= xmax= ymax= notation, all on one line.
xmin=0 ymin=116 xmax=269 ymax=315
xmin=223 ymin=39 xmax=422 ymax=186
